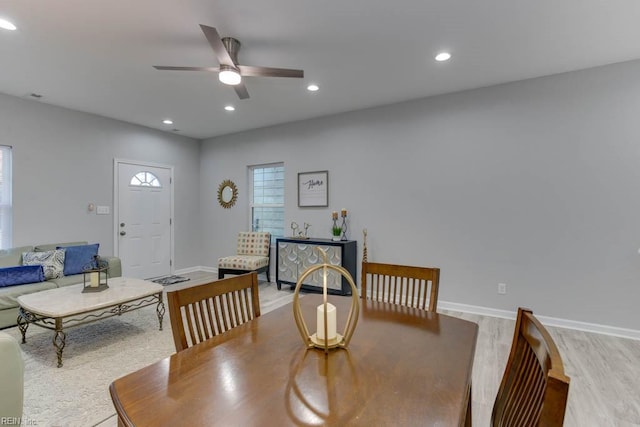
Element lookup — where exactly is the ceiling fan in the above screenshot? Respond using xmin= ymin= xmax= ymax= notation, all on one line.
xmin=153 ymin=25 xmax=304 ymax=100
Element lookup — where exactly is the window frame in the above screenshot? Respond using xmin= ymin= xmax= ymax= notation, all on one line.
xmin=0 ymin=145 xmax=13 ymax=249
xmin=248 ymin=163 xmax=285 ymax=243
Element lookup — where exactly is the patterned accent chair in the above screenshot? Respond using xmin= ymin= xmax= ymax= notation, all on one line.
xmin=218 ymin=232 xmax=271 ymax=282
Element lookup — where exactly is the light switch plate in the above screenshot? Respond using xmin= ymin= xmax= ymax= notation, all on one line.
xmin=96 ymin=205 xmax=110 ymax=215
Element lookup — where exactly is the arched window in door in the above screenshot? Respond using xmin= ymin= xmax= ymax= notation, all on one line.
xmin=130 ymin=171 xmax=162 ymax=187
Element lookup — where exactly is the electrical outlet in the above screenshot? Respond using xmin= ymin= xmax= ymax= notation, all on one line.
xmin=498 ymin=283 xmax=507 ymax=295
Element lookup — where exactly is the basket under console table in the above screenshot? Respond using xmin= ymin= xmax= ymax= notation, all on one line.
xmin=276 ymin=238 xmax=357 ymax=296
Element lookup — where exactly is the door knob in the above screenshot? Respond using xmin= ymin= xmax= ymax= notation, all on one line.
xmin=120 ymin=223 xmax=125 ymax=227
xmin=120 ymin=231 xmax=126 ymax=236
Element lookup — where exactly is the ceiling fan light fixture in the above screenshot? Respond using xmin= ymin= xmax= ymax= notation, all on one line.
xmin=219 ymin=65 xmax=242 ymax=85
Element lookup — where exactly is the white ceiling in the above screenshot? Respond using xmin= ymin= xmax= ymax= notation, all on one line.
xmin=1 ymin=1 xmax=640 ymax=140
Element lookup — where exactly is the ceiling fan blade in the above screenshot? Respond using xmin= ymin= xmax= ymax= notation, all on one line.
xmin=238 ymin=65 xmax=304 ymax=78
xmin=234 ymin=82 xmax=250 ymax=99
xmin=153 ymin=66 xmax=220 ymax=72
xmin=199 ymin=24 xmax=236 ymax=66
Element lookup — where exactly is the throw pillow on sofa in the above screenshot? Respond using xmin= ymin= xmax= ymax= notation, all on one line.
xmin=57 ymin=243 xmax=99 ymax=276
xmin=22 ymin=250 xmax=65 ymax=279
xmin=0 ymin=265 xmax=45 ymax=287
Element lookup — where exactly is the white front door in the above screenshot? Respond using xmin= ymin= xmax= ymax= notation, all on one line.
xmin=115 ymin=160 xmax=173 ymax=279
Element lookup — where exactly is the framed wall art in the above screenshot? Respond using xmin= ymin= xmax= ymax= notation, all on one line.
xmin=298 ymin=170 xmax=328 ymax=207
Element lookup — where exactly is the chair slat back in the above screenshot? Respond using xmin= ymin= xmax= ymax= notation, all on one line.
xmin=167 ymin=272 xmax=260 ymax=352
xmin=361 ymin=262 xmax=440 ymax=312
xmin=492 ymin=307 xmax=570 ymax=427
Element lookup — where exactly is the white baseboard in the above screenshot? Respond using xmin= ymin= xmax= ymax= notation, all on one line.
xmin=535 ymin=313 xmax=640 ymax=341
xmin=439 ymin=300 xmax=640 ymax=341
xmin=175 ymin=266 xmax=216 ymax=275
xmin=439 ymin=301 xmax=516 ymax=320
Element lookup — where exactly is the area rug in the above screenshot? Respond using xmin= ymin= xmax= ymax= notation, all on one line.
xmin=151 ymin=275 xmax=190 ymax=285
xmin=2 ymin=283 xmax=297 ymax=427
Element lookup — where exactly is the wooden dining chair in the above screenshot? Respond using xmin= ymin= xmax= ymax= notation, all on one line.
xmin=492 ymin=307 xmax=570 ymax=427
xmin=361 ymin=261 xmax=440 ymax=312
xmin=167 ymin=272 xmax=260 ymax=352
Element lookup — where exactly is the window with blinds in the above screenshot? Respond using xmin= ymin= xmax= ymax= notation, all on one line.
xmin=0 ymin=146 xmax=12 ymax=249
xmin=250 ymin=163 xmax=284 ymax=242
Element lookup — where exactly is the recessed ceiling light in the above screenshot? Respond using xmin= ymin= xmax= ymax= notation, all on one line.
xmin=224 ymin=105 xmax=235 ymax=112
xmin=307 ymin=84 xmax=319 ymax=92
xmin=435 ymin=52 xmax=451 ymax=62
xmin=0 ymin=18 xmax=17 ymax=31
xmin=162 ymin=119 xmax=174 ymax=125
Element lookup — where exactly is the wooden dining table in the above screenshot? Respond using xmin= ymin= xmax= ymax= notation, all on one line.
xmin=109 ymin=296 xmax=478 ymax=426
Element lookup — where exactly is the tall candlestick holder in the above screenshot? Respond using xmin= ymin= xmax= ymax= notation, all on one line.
xmin=340 ymin=209 xmax=348 ymax=241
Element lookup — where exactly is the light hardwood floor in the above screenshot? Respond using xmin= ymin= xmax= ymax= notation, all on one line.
xmin=102 ymin=271 xmax=640 ymax=426
xmin=445 ymin=309 xmax=640 ymax=426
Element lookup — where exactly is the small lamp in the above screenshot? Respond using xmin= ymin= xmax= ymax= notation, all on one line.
xmin=82 ymin=255 xmax=109 ymax=293
xmin=292 ymin=248 xmax=359 ymax=353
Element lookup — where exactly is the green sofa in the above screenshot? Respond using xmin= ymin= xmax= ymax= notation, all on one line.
xmin=0 ymin=241 xmax=122 ymax=329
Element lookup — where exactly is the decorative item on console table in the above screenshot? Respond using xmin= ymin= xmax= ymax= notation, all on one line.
xmin=331 ymin=211 xmax=341 ymax=241
xmin=290 ymin=221 xmax=311 ymax=239
xmin=340 ymin=208 xmax=348 ymax=240
xmin=82 ymin=255 xmax=109 ymax=293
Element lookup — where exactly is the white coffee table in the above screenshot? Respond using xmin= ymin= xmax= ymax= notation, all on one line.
xmin=17 ymin=277 xmax=164 ymax=367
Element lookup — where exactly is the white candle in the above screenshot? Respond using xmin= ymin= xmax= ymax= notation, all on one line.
xmin=90 ymin=272 xmax=100 ymax=287
xmin=316 ymin=302 xmax=337 ymax=341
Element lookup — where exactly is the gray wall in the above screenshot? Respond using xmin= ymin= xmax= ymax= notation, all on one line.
xmin=0 ymin=93 xmax=202 ymax=270
xmin=201 ymin=59 xmax=640 ymax=331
